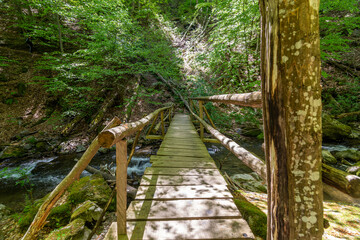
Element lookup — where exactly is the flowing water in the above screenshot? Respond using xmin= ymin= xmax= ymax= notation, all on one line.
xmin=1 ymin=137 xmax=357 ymax=211
xmin=0 ymin=151 xmax=151 ymax=210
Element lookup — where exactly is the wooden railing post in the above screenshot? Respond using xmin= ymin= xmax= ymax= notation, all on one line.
xmin=202 ymin=105 xmax=216 ymax=129
xmin=189 ymin=100 xmax=194 ymax=120
xmin=199 ymin=100 xmax=204 ymax=140
xmin=160 ymin=111 xmax=165 ymax=136
xmin=169 ymin=107 xmax=172 ymax=122
xmin=127 ymin=130 xmax=141 ymax=165
xmin=146 ymin=113 xmax=159 ymax=135
xmin=116 ymin=140 xmax=128 ymax=239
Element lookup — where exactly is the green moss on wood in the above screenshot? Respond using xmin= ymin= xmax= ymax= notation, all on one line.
xmin=233 ymin=191 xmax=267 ymax=239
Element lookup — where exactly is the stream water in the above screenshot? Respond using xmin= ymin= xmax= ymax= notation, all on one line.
xmin=0 ymin=151 xmax=152 ymax=211
xmin=0 ymin=138 xmax=357 ymax=211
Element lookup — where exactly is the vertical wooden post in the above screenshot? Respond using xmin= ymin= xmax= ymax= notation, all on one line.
xmin=203 ymin=105 xmax=216 ymax=129
xmin=160 ymin=111 xmax=165 ymax=136
xmin=190 ymin=100 xmax=194 ymax=120
xmin=116 ymin=140 xmax=128 ymax=239
xmin=127 ymin=130 xmax=141 ymax=165
xmin=199 ymin=101 xmax=204 ymax=140
xmin=146 ymin=113 xmax=159 ymax=136
xmin=169 ymin=107 xmax=173 ymax=122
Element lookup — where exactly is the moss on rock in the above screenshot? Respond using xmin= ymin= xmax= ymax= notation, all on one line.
xmin=322 ymin=150 xmax=337 ymax=165
xmin=232 ymin=191 xmax=267 ymax=240
xmin=70 ymin=200 xmax=102 ymax=223
xmin=334 ymin=149 xmax=360 ymax=162
xmin=47 ymin=202 xmax=72 ymax=228
xmin=68 ymin=174 xmax=111 ymax=207
xmin=0 ymin=145 xmax=27 ymax=160
xmin=322 ymin=113 xmax=352 ymax=141
xmin=45 ymin=218 xmax=90 ymax=240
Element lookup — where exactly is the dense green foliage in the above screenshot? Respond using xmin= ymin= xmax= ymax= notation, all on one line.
xmin=2 ymin=0 xmax=183 ymax=117
xmin=1 ymin=0 xmax=359 ymax=127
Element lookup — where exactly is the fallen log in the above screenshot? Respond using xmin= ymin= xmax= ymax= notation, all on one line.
xmin=89 ymin=92 xmax=118 ymax=133
xmin=323 ymin=183 xmax=360 ymax=204
xmin=322 ymin=163 xmax=360 ymax=198
xmin=61 ymin=115 xmax=83 ymax=136
xmin=21 ymin=117 xmax=122 ymax=240
xmin=190 ymin=91 xmax=262 ymax=108
xmin=326 ymin=60 xmax=360 ymax=78
xmin=336 ymin=111 xmax=360 ymax=119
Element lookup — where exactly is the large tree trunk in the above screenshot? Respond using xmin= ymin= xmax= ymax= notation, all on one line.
xmin=259 ymin=0 xmax=323 ymax=239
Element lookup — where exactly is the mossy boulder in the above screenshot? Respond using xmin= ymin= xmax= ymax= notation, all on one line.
xmin=240 ymin=124 xmax=263 ymax=137
xmin=0 ymin=145 xmax=27 ymax=160
xmin=35 ymin=141 xmax=51 ymax=152
xmin=347 ymin=166 xmax=360 ymax=176
xmin=322 ymin=150 xmax=337 ymax=165
xmin=17 ymin=174 xmax=111 ymax=232
xmin=233 ymin=191 xmax=267 ymax=239
xmin=47 ymin=202 xmax=72 ymax=228
xmin=45 ymin=218 xmax=91 ymax=240
xmin=70 ymin=200 xmax=102 ymax=223
xmin=334 ymin=150 xmax=360 ymax=162
xmin=232 ymin=173 xmax=267 ymax=193
xmin=0 ymin=204 xmax=10 ymax=219
xmin=322 ymin=113 xmax=352 ymax=141
xmin=68 ymin=174 xmax=111 ymax=207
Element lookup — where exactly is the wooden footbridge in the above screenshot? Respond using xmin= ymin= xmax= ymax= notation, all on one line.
xmin=21 ymin=92 xmax=333 ymax=240
xmin=104 ymin=113 xmax=254 ymax=239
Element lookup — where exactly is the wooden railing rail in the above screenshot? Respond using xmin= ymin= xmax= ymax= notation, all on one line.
xmin=189 ymin=91 xmax=262 ymax=108
xmin=97 ymin=104 xmax=173 ymax=239
xmin=189 ymin=93 xmax=360 ymax=201
xmin=21 ymin=117 xmax=122 ymax=240
xmin=189 ymin=108 xmax=267 ymax=181
xmin=98 ymin=105 xmax=173 ymax=148
xmin=22 ymin=104 xmax=174 ymax=240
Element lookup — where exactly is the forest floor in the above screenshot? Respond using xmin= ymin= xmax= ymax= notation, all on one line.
xmin=242 ymin=191 xmax=360 ymax=240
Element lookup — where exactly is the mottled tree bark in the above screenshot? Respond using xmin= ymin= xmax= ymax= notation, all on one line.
xmin=259 ymin=0 xmax=323 ymax=239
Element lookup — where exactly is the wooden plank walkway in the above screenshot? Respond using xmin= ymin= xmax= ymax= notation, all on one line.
xmin=105 ymin=114 xmax=254 ymax=240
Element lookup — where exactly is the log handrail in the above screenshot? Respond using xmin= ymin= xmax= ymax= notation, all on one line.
xmin=189 ymin=92 xmax=360 ymax=200
xmin=189 ymin=107 xmax=267 ymax=180
xmin=98 ymin=105 xmax=174 ymax=148
xmin=21 ymin=104 xmax=174 ymax=240
xmin=189 ymin=91 xmax=262 ymax=108
xmin=21 ymin=117 xmax=122 ymax=240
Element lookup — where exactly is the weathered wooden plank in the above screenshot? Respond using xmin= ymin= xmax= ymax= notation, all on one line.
xmin=144 ymin=167 xmax=222 ymax=176
xmin=156 ymin=149 xmax=210 ymax=158
xmin=159 ymin=140 xmax=204 ymax=147
xmin=126 ymin=219 xmax=255 ymax=240
xmin=135 ymin=185 xmax=233 ymax=200
xmin=127 ymin=199 xmax=241 ymax=220
xmin=140 ymin=174 xmax=228 ymax=186
xmin=164 ymin=135 xmax=201 ymax=140
xmin=151 ymin=160 xmax=217 ymax=168
xmin=150 ymin=155 xmax=212 ymax=163
xmin=159 ymin=144 xmax=207 ymax=150
xmin=145 ymin=135 xmax=163 ymax=140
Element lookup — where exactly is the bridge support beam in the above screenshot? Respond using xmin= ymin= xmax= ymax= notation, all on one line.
xmin=260 ymin=0 xmax=323 ymax=239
